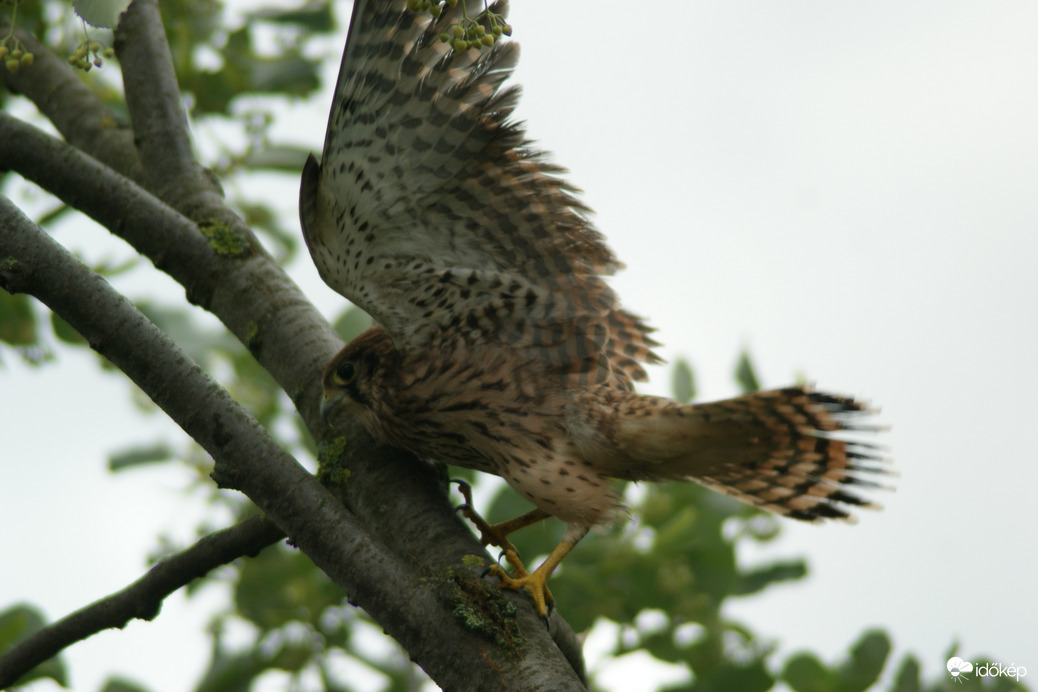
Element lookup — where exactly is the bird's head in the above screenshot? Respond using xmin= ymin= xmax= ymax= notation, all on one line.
xmin=320 ymin=326 xmax=399 ymax=428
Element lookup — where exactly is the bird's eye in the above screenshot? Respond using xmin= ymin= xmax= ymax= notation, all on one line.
xmin=335 ymin=361 xmax=358 ymax=384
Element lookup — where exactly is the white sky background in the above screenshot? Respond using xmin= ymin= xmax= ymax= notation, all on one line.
xmin=3 ymin=1 xmax=1038 ymax=690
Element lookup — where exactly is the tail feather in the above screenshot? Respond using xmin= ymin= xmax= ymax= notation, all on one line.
xmin=612 ymin=386 xmax=892 ymax=522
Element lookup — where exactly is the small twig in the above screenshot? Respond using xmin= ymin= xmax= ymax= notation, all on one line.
xmin=0 ymin=517 xmax=285 ymax=688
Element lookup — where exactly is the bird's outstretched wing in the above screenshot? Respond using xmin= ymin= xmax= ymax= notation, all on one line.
xmin=300 ymin=0 xmax=659 ymax=388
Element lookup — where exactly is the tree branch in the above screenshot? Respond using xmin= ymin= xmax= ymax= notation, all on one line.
xmin=0 ymin=517 xmax=285 ymax=688
xmin=114 ymin=0 xmax=227 ymax=219
xmin=0 ymin=195 xmax=587 ymax=689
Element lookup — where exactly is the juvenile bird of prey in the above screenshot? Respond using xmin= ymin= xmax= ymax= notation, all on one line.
xmin=301 ymin=0 xmax=889 ymax=617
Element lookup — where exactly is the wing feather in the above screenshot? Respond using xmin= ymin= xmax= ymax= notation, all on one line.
xmin=301 ymin=0 xmax=659 ymax=387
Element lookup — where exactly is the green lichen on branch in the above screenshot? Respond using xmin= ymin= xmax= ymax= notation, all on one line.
xmin=198 ymin=219 xmax=250 ymax=257
xmin=462 ymin=553 xmax=487 ymax=568
xmin=315 ymin=436 xmax=351 ymax=488
xmin=244 ymin=321 xmax=260 ymax=349
xmin=435 ymin=566 xmax=524 ymax=654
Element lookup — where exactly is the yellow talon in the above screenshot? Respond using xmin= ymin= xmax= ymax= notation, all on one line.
xmin=454 ymin=479 xmax=591 ymax=618
xmin=490 ymin=533 xmax=581 ymax=617
xmin=488 ymin=562 xmax=553 ymax=616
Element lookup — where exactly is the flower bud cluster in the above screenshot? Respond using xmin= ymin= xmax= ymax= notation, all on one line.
xmin=0 ymin=44 xmax=34 ymax=73
xmin=68 ymin=39 xmax=114 ymax=72
xmin=1 ymin=0 xmax=34 ymax=73
xmin=439 ymin=16 xmax=512 ymax=52
xmin=406 ymin=0 xmax=512 ymax=52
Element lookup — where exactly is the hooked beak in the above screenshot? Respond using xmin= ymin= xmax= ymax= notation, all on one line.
xmin=320 ymin=391 xmax=344 ymax=424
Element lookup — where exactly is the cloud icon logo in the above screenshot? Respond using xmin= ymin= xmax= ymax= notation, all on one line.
xmin=947 ymin=657 xmax=974 ymax=682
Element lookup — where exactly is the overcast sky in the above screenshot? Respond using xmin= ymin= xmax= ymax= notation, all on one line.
xmin=4 ymin=1 xmax=1037 ymax=690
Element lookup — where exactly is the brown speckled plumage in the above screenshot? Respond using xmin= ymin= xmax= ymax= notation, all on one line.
xmin=303 ymin=0 xmax=890 ymax=614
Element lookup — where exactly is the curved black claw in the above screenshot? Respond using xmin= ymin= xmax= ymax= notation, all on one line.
xmin=451 ymin=478 xmax=477 ymax=514
xmin=479 ymin=549 xmax=510 ymax=579
xmin=450 ymin=478 xmax=474 ymax=500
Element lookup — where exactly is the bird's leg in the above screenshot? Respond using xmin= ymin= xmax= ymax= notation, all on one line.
xmin=477 ymin=508 xmax=554 ymax=576
xmin=487 ymin=524 xmax=590 ymax=619
xmin=453 ymin=479 xmax=551 ymax=575
xmin=453 ymin=480 xmax=585 ymax=618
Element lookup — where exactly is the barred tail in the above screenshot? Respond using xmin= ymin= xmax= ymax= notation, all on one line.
xmin=614 ymin=386 xmax=893 ymax=522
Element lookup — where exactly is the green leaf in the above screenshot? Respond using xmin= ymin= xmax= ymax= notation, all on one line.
xmin=734 ymin=559 xmax=807 ymax=596
xmin=247 ymin=2 xmax=335 ymax=32
xmin=892 ymin=654 xmax=922 ymax=692
xmin=837 ymin=629 xmax=890 ymax=692
xmin=734 ymin=350 xmax=760 ymax=394
xmin=108 ymin=443 xmax=176 ymax=471
xmin=92 ymin=255 xmax=141 ymax=278
xmin=51 ymin=312 xmax=88 ymax=345
xmin=269 ymin=641 xmax=314 ymax=673
xmin=784 ymin=652 xmax=834 ymax=692
xmin=671 ymin=357 xmax=696 ymax=403
xmin=0 ymin=604 xmax=68 ymax=687
xmin=244 ymin=53 xmax=321 ymax=96
xmin=194 ymin=644 xmax=268 ymax=692
xmin=639 ymin=628 xmax=686 ymax=665
xmin=677 ymin=659 xmax=774 ymax=692
xmin=73 ymin=0 xmax=132 ymax=29
xmin=235 ymin=544 xmax=343 ymax=630
xmin=186 ymin=27 xmax=323 ymax=114
xmin=332 ymin=306 xmax=373 ymax=343
xmin=0 ymin=291 xmax=37 ymax=346
xmin=35 ymin=203 xmax=73 ymax=227
xmin=135 ymin=301 xmax=239 ymax=364
xmin=227 ymin=349 xmax=282 ymax=426
xmin=100 ymin=676 xmax=152 ymax=692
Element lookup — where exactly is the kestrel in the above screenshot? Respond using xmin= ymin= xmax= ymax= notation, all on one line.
xmin=301 ymin=0 xmax=889 ymax=617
